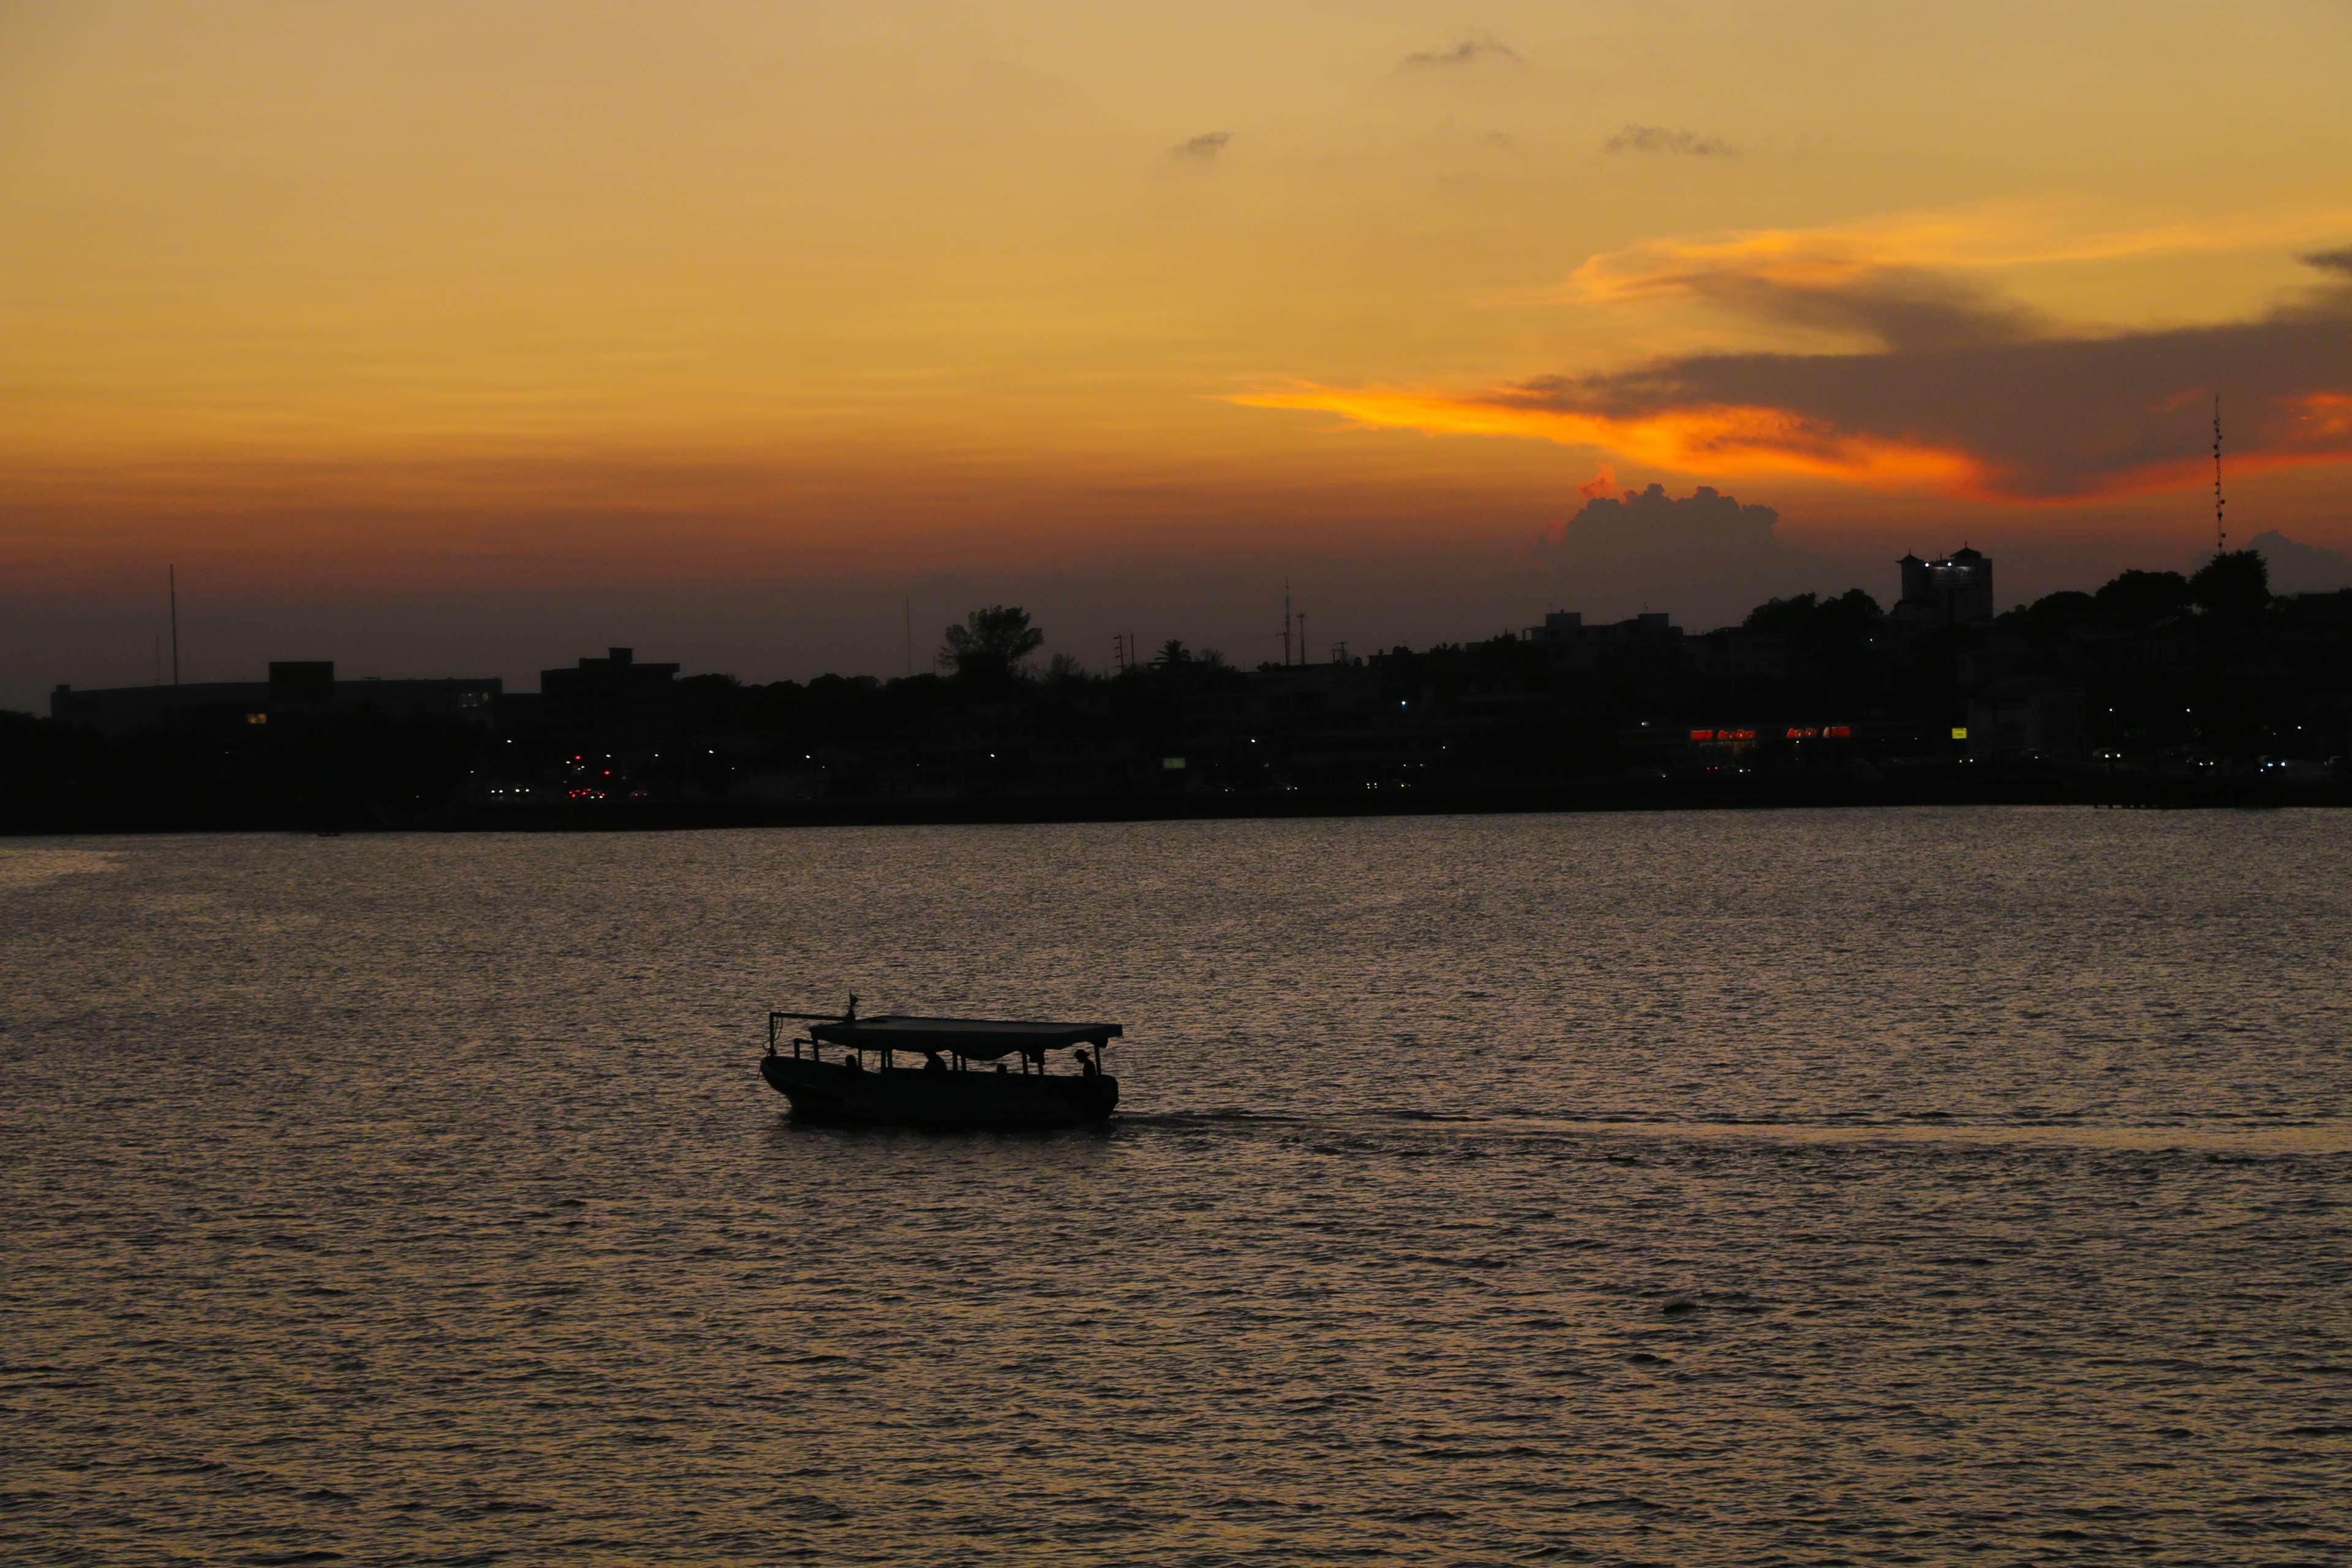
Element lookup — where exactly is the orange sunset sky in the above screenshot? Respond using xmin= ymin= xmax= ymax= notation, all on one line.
xmin=5 ymin=1 xmax=2351 ymax=706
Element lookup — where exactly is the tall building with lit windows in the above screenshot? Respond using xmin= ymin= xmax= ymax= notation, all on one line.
xmin=1893 ymin=547 xmax=1995 ymax=628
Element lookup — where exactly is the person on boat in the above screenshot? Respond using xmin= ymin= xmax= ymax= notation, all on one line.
xmin=842 ymin=1050 xmax=863 ymax=1074
xmin=923 ymin=1050 xmax=947 ymax=1075
xmin=1075 ymin=1048 xmax=1100 ymax=1079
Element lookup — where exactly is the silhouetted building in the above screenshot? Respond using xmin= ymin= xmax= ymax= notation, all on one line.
xmin=1251 ymin=660 xmax=1380 ymax=722
xmin=1690 ymin=630 xmax=1792 ymax=682
xmin=538 ymin=646 xmax=681 ymax=750
xmin=51 ymin=663 xmax=497 ymax=738
xmin=1527 ymin=610 xmax=1683 ymax=674
xmin=1893 ymin=548 xmax=1995 ymax=627
xmin=2286 ymin=588 xmax=2352 ymax=626
xmin=51 ymin=681 xmax=271 ymax=737
xmin=333 ymin=674 xmax=500 ymax=725
xmin=1966 ymin=679 xmax=2086 ymax=760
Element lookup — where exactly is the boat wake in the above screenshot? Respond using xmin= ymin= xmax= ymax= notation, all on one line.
xmin=1116 ymin=1106 xmax=2352 ymax=1156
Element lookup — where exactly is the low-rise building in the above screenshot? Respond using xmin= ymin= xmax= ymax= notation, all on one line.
xmin=1690 ymin=630 xmax=1792 ymax=682
xmin=1527 ymin=610 xmax=1683 ymax=674
xmin=1966 ymin=679 xmax=2086 ymax=760
xmin=51 ymin=663 xmax=499 ymax=738
xmin=538 ymin=647 xmax=681 ymax=750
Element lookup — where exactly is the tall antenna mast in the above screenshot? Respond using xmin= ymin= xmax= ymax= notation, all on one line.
xmin=1281 ymin=581 xmax=1292 ymax=667
xmin=903 ymin=597 xmax=912 ymax=677
xmin=168 ymin=565 xmax=180 ymax=687
xmin=2213 ymin=393 xmax=2226 ymax=556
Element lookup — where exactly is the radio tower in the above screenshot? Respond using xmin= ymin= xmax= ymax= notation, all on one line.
xmin=2212 ymin=393 xmax=2226 ymax=556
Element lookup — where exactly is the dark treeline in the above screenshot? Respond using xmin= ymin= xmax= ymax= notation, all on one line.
xmin=6 ymin=551 xmax=2348 ymax=833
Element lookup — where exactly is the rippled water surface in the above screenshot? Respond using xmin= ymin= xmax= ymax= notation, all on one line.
xmin=4 ymin=809 xmax=2349 ymax=1566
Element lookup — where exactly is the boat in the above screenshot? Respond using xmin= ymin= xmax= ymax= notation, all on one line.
xmin=760 ymin=1002 xmax=1122 ymax=1129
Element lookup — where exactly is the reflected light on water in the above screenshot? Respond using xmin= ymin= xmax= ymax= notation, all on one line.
xmin=2 ymin=810 xmax=2348 ymax=1564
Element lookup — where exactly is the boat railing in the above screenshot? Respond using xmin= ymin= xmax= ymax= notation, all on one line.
xmin=769 ymin=1009 xmax=846 ymax=1061
xmin=765 ymin=1010 xmax=1112 ymax=1078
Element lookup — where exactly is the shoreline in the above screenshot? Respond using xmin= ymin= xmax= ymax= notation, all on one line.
xmin=9 ymin=767 xmax=2346 ymax=836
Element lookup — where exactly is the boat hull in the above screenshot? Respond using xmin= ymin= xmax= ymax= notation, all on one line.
xmin=760 ymin=1054 xmax=1118 ymax=1129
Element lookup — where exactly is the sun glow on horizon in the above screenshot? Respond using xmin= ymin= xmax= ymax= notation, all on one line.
xmin=4 ymin=0 xmax=2351 ymax=700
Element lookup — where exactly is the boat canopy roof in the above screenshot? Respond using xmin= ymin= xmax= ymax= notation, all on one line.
xmin=807 ymin=1015 xmax=1122 ymax=1058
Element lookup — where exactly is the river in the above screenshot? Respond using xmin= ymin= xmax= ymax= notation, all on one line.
xmin=4 ymin=809 xmax=2347 ymax=1565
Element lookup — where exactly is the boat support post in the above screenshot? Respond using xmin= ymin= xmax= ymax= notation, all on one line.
xmin=772 ymin=1006 xmax=854 ymax=1060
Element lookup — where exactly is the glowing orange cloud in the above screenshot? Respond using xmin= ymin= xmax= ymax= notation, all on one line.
xmin=2035 ymin=443 xmax=2352 ymax=509
xmin=1576 ymin=464 xmax=1621 ymax=501
xmin=1229 ymin=385 xmax=1983 ymax=491
xmin=2294 ymin=392 xmax=2352 ymax=439
xmin=1231 ymin=381 xmax=2352 ymax=506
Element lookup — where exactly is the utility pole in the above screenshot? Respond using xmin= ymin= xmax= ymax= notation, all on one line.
xmin=903 ymin=597 xmax=912 ymax=677
xmin=168 ymin=565 xmax=179 ymax=687
xmin=1297 ymin=610 xmax=1307 ymax=666
xmin=1281 ymin=581 xmax=1292 ymax=667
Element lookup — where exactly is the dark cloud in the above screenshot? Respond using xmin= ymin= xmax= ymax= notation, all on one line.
xmin=1172 ymin=132 xmax=1231 ymax=161
xmin=1539 ymin=483 xmax=1826 ymax=628
xmin=1402 ymin=35 xmax=1520 ymax=68
xmin=1495 ymin=266 xmax=2352 ymax=500
xmin=2302 ymin=246 xmax=2352 ymax=277
xmin=1604 ymin=124 xmax=1736 ymax=157
xmin=2242 ymin=530 xmax=2352 ymax=593
xmin=1660 ymin=265 xmax=2043 ymax=352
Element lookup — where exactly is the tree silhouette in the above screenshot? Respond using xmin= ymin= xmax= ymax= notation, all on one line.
xmin=2094 ymin=570 xmax=2191 ymax=628
xmin=940 ymin=606 xmax=1044 ymax=689
xmin=2190 ymin=549 xmax=2270 ymax=623
xmin=1742 ymin=589 xmax=1881 ymax=643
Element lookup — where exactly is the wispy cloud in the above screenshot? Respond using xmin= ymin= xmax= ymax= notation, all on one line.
xmin=1401 ymin=34 xmax=1520 ymax=69
xmin=1562 ymin=203 xmax=2352 ymax=309
xmin=1512 ymin=203 xmax=2352 ymax=357
xmin=1172 ymin=132 xmax=1231 ymax=161
xmin=1580 ymin=255 xmax=2043 ymax=353
xmin=1603 ymin=124 xmax=1736 ymax=158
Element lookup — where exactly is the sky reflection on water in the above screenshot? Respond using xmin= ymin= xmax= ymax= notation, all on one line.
xmin=3 ymin=809 xmax=2348 ymax=1565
